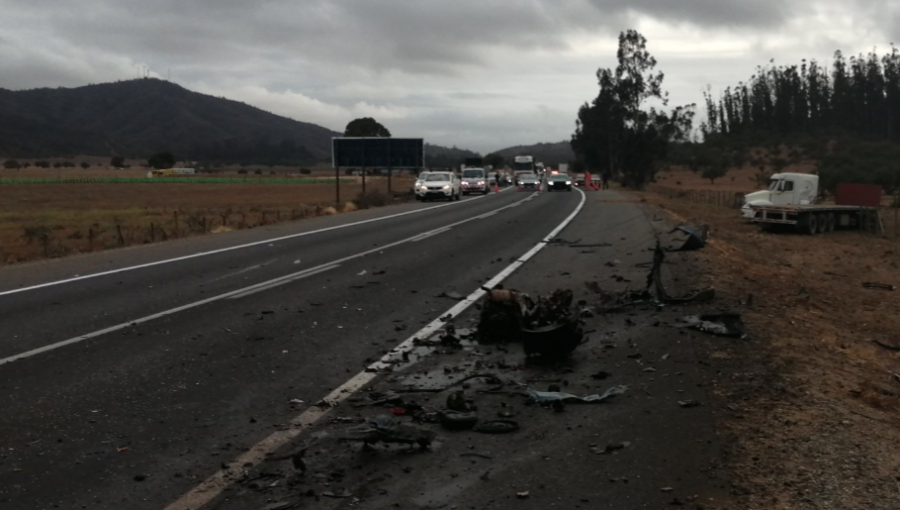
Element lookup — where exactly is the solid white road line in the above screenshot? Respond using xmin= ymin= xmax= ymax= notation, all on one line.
xmin=160 ymin=187 xmax=587 ymax=510
xmin=226 ymin=264 xmax=340 ymax=300
xmin=0 ymin=191 xmax=534 ymax=367
xmin=0 ymin=187 xmax=514 ymax=299
xmin=410 ymin=226 xmax=453 ymax=243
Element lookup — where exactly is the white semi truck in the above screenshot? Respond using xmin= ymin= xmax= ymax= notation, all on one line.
xmin=742 ymin=173 xmax=880 ymax=234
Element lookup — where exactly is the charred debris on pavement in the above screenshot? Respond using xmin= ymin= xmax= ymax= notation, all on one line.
xmin=242 ymin=225 xmax=739 ymax=502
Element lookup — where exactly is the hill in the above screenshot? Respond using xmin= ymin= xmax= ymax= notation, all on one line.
xmin=491 ymin=141 xmax=575 ymax=167
xmin=423 ymin=144 xmax=480 ymax=168
xmin=0 ymin=79 xmax=341 ymax=164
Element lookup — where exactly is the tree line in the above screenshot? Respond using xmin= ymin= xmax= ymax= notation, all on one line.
xmin=702 ymin=47 xmax=900 ymax=142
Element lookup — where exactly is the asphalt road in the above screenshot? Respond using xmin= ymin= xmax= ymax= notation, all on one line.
xmin=0 ymin=186 xmax=589 ymax=509
xmin=206 ymin=190 xmax=733 ymax=510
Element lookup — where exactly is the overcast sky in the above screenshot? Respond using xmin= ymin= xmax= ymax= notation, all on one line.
xmin=0 ymin=0 xmax=893 ymax=153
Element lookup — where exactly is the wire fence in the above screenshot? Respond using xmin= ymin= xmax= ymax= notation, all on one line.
xmin=651 ymin=186 xmax=747 ymax=209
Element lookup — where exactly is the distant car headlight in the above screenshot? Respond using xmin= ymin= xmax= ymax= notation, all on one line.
xmin=477 ymin=181 xmax=484 ymax=186
xmin=442 ymin=184 xmax=450 ymax=190
xmin=566 ymin=181 xmax=572 ymax=185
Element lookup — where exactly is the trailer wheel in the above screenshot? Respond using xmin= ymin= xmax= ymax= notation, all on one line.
xmin=825 ymin=213 xmax=836 ymax=232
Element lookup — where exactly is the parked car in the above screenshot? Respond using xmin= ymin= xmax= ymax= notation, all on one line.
xmin=547 ymin=173 xmax=573 ymax=191
xmin=517 ymin=173 xmax=541 ymax=191
xmin=416 ymin=172 xmax=461 ymax=201
xmin=461 ymin=168 xmax=489 ymax=195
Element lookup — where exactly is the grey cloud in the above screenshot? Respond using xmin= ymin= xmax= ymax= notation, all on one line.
xmin=0 ymin=0 xmax=893 ymax=152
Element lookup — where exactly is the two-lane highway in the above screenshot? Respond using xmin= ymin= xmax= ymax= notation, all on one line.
xmin=0 ymin=186 xmax=582 ymax=509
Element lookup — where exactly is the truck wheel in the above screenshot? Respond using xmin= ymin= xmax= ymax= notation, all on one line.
xmin=826 ymin=213 xmax=836 ymax=232
xmin=805 ymin=213 xmax=819 ymax=235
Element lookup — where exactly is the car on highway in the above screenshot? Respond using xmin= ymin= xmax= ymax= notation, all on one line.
xmin=513 ymin=170 xmax=532 ymax=186
xmin=412 ymin=171 xmax=434 ymax=192
xmin=461 ymin=168 xmax=489 ymax=195
xmin=547 ymin=173 xmax=573 ymax=191
xmin=517 ymin=173 xmax=541 ymax=191
xmin=416 ymin=172 xmax=461 ymax=201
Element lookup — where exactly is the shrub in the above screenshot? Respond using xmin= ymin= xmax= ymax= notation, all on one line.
xmin=253 ymin=169 xmax=262 ymax=175
xmin=3 ymin=159 xmax=21 ymax=169
xmin=354 ymin=190 xmax=391 ymax=209
xmin=299 ymin=168 xmax=312 ymax=175
xmin=237 ymin=169 xmax=248 ymax=174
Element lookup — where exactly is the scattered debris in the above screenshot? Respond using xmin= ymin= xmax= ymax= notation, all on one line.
xmin=477 ymin=288 xmax=530 ymax=344
xmin=473 ymin=420 xmax=519 ymax=434
xmin=460 ymin=452 xmax=493 ymax=459
xmin=516 ymin=491 xmax=530 ymax=499
xmin=678 ymin=314 xmax=746 ymax=338
xmin=649 ymin=243 xmax=716 ymax=303
xmin=520 ymin=289 xmax=584 ymax=358
xmin=570 ymin=243 xmax=613 ymax=248
xmin=873 ymin=340 xmax=900 ymax=352
xmin=863 ymin=281 xmax=896 ymax=291
xmin=311 ymin=415 xmax=436 ymax=450
xmin=440 ymin=411 xmax=479 ymax=430
xmin=678 ymin=400 xmax=702 ymax=408
xmin=667 ymin=225 xmax=708 ymax=252
xmin=597 ymin=441 xmax=631 ymax=454
xmin=357 ymin=270 xmax=367 ymax=276
xmin=545 ymin=237 xmax=582 ymax=245
xmin=321 ymin=489 xmax=352 ymax=498
xmin=437 ymin=291 xmax=466 ymax=300
xmin=590 ymin=371 xmax=612 ymax=380
xmin=527 ymin=386 xmax=628 ymax=404
xmin=446 ymin=391 xmax=470 ymax=412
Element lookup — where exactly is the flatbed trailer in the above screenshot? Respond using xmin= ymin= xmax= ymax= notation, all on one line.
xmin=750 ymin=204 xmax=881 ymax=234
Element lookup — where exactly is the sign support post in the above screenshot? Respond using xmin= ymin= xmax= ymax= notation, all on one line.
xmin=335 ymin=166 xmax=340 ymax=205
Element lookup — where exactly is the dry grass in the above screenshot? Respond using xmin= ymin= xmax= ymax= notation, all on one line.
xmin=0 ymin=177 xmax=413 ymax=264
xmin=636 ymin=187 xmax=900 ymax=509
xmin=655 ymin=162 xmax=816 ymax=192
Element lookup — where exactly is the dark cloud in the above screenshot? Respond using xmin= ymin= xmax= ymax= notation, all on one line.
xmin=0 ymin=0 xmax=891 ymax=151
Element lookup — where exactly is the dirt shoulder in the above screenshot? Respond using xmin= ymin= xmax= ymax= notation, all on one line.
xmin=636 ymin=189 xmax=900 ymax=509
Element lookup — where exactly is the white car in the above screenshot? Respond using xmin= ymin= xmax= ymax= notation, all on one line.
xmin=416 ymin=172 xmax=461 ymax=201
xmin=412 ymin=171 xmax=434 ymax=193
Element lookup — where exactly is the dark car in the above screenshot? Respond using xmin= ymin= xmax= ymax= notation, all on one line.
xmin=547 ymin=173 xmax=572 ymax=191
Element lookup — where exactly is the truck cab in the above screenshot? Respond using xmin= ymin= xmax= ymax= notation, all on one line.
xmin=742 ymin=173 xmax=818 ymax=219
